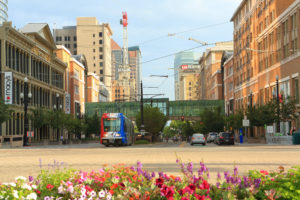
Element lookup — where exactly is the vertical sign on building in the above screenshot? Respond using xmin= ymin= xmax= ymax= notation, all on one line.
xmin=4 ymin=72 xmax=13 ymax=104
xmin=65 ymin=93 xmax=70 ymax=114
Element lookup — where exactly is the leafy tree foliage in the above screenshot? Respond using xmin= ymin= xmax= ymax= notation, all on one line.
xmin=0 ymin=99 xmax=12 ymax=124
xmin=84 ymin=112 xmax=101 ymax=138
xmin=136 ymin=106 xmax=167 ymax=139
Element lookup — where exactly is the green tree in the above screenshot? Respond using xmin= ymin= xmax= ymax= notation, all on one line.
xmin=280 ymin=97 xmax=297 ymax=122
xmin=29 ymin=108 xmax=51 ymax=129
xmin=84 ymin=112 xmax=101 ymax=138
xmin=197 ymin=106 xmax=225 ymax=134
xmin=0 ymin=99 xmax=12 ymax=124
xmin=136 ymin=106 xmax=167 ymax=141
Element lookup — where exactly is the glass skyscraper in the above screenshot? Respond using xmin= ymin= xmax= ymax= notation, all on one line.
xmin=0 ymin=0 xmax=7 ymax=25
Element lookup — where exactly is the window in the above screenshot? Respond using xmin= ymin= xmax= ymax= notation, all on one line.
xmin=99 ymin=40 xmax=103 ymax=44
xmin=56 ymin=36 xmax=62 ymax=41
xmin=64 ymin=36 xmax=70 ymax=41
xmin=93 ymin=41 xmax=95 ymax=45
xmin=73 ymin=43 xmax=77 ymax=48
xmin=73 ymin=36 xmax=77 ymax=41
xmin=93 ymin=34 xmax=95 ymax=37
xmin=93 ymin=49 xmax=95 ymax=53
xmin=294 ymin=78 xmax=299 ymax=103
xmin=100 ymin=62 xmax=103 ymax=67
xmin=99 ymin=32 xmax=103 ymax=37
xmin=100 ymin=70 xmax=103 ymax=74
xmin=99 ymin=47 xmax=103 ymax=52
xmin=74 ymin=51 xmax=77 ymax=55
xmin=291 ymin=13 xmax=298 ymax=54
xmin=75 ymin=85 xmax=79 ymax=94
xmin=283 ymin=20 xmax=289 ymax=58
xmin=100 ymin=77 xmax=104 ymax=82
xmin=99 ymin=55 xmax=103 ymax=59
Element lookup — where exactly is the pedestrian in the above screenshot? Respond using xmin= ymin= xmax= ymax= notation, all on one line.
xmin=60 ymin=135 xmax=63 ymax=143
xmin=166 ymin=136 xmax=169 ymax=143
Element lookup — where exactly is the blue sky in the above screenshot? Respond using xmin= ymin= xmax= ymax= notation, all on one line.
xmin=9 ymin=0 xmax=241 ymax=100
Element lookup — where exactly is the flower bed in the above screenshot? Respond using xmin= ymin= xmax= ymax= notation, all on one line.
xmin=0 ymin=160 xmax=299 ymax=200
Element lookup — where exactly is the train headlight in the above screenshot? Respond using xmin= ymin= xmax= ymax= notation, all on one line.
xmin=115 ymin=133 xmax=120 ymax=137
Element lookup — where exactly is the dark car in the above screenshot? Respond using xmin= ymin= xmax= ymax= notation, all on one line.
xmin=215 ymin=132 xmax=234 ymax=145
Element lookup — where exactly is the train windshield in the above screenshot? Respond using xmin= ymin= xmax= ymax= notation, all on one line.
xmin=103 ymin=118 xmax=121 ymax=132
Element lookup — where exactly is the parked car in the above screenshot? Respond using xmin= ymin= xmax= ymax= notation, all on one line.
xmin=215 ymin=132 xmax=235 ymax=145
xmin=190 ymin=133 xmax=206 ymax=146
xmin=207 ymin=132 xmax=218 ymax=143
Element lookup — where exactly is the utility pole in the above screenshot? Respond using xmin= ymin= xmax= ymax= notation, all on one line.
xmin=140 ymin=80 xmax=144 ymax=133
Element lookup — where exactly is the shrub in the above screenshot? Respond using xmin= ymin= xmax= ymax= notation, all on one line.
xmin=135 ymin=139 xmax=150 ymax=145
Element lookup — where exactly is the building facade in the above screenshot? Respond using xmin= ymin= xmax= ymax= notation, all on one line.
xmin=0 ymin=0 xmax=8 ymax=25
xmin=174 ymin=52 xmax=202 ymax=100
xmin=228 ymin=0 xmax=300 ymax=136
xmin=198 ymin=42 xmax=233 ymax=100
xmin=55 ymin=45 xmax=86 ymax=117
xmin=54 ymin=17 xmax=113 ymax=101
xmin=0 ymin=22 xmax=66 ymax=147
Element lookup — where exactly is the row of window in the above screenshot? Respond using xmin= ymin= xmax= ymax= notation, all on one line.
xmin=56 ymin=36 xmax=77 ymax=42
xmin=93 ymin=32 xmax=103 ymax=38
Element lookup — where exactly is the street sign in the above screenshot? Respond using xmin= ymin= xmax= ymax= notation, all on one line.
xmin=65 ymin=93 xmax=70 ymax=114
xmin=27 ymin=131 xmax=34 ymax=137
xmin=267 ymin=126 xmax=274 ymax=134
xmin=243 ymin=119 xmax=250 ymax=127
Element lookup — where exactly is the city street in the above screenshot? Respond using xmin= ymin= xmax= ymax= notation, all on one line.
xmin=0 ymin=142 xmax=299 ymax=183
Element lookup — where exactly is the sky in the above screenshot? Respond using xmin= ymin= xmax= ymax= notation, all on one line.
xmin=8 ymin=0 xmax=241 ymax=100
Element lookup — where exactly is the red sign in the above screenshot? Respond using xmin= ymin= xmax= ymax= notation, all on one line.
xmin=181 ymin=65 xmax=188 ymax=70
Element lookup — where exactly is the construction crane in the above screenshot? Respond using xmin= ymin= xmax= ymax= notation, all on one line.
xmin=188 ymin=37 xmax=208 ymax=46
xmin=120 ymin=12 xmax=129 ymax=73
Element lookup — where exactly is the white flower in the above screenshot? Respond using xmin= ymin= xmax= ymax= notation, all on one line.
xmin=15 ymin=176 xmax=26 ymax=181
xmin=81 ymin=187 xmax=86 ymax=195
xmin=9 ymin=183 xmax=16 ymax=187
xmin=67 ymin=186 xmax=74 ymax=193
xmin=58 ymin=185 xmax=65 ymax=194
xmin=90 ymin=191 xmax=96 ymax=197
xmin=26 ymin=193 xmax=37 ymax=200
xmin=106 ymin=194 xmax=112 ymax=200
xmin=32 ymin=185 xmax=37 ymax=190
xmin=13 ymin=190 xmax=19 ymax=199
xmin=22 ymin=184 xmax=32 ymax=190
xmin=98 ymin=190 xmax=106 ymax=198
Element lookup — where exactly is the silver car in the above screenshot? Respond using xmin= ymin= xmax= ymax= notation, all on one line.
xmin=207 ymin=132 xmax=218 ymax=143
xmin=190 ymin=133 xmax=206 ymax=146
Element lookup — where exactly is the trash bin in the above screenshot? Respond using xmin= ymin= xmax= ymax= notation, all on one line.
xmin=292 ymin=132 xmax=300 ymax=145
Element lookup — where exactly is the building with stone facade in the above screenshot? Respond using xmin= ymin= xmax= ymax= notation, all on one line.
xmin=197 ymin=42 xmax=233 ymax=100
xmin=54 ymin=17 xmax=113 ymax=101
xmin=227 ymin=0 xmax=300 ymax=137
xmin=0 ymin=22 xmax=67 ymax=147
xmin=55 ymin=45 xmax=86 ymax=117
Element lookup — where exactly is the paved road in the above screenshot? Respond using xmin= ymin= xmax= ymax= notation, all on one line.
xmin=0 ymin=142 xmax=299 ymax=183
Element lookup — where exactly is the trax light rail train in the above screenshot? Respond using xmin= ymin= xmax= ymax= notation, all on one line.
xmin=100 ymin=113 xmax=134 ymax=147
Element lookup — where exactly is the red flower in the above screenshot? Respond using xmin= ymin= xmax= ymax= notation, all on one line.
xmin=109 ymin=190 xmax=114 ymax=195
xmin=85 ymin=185 xmax=93 ymax=192
xmin=155 ymin=177 xmax=164 ymax=188
xmin=199 ymin=180 xmax=210 ymax=190
xmin=160 ymin=185 xmax=174 ymax=199
xmin=110 ymin=183 xmax=118 ymax=189
xmin=260 ymin=170 xmax=269 ymax=176
xmin=36 ymin=190 xmax=41 ymax=195
xmin=188 ymin=184 xmax=196 ymax=191
xmin=181 ymin=197 xmax=190 ymax=200
xmin=119 ymin=182 xmax=126 ymax=190
xmin=194 ymin=194 xmax=210 ymax=200
xmin=46 ymin=184 xmax=54 ymax=190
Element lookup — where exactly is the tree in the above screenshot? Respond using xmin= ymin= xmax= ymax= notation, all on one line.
xmin=196 ymin=106 xmax=225 ymax=134
xmin=280 ymin=97 xmax=297 ymax=122
xmin=84 ymin=112 xmax=101 ymax=138
xmin=0 ymin=99 xmax=12 ymax=124
xmin=29 ymin=108 xmax=51 ymax=129
xmin=136 ymin=106 xmax=167 ymax=141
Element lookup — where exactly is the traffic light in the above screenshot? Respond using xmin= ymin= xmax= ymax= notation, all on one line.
xmin=279 ymin=94 xmax=283 ymax=103
xmin=180 ymin=116 xmax=184 ymax=121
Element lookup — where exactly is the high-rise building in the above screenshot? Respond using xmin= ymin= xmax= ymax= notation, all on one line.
xmin=228 ymin=0 xmax=300 ymax=137
xmin=198 ymin=42 xmax=233 ymax=100
xmin=54 ymin=17 xmax=113 ymax=100
xmin=111 ymin=39 xmax=141 ymax=102
xmin=174 ymin=52 xmax=202 ymax=100
xmin=0 ymin=0 xmax=8 ymax=25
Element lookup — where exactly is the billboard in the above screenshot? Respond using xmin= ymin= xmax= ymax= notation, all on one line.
xmin=4 ymin=72 xmax=13 ymax=104
xmin=65 ymin=93 xmax=70 ymax=114
xmin=180 ymin=64 xmax=200 ymax=70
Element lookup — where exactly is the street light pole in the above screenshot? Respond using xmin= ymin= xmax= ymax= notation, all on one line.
xmin=22 ymin=77 xmax=31 ymax=146
xmin=140 ymin=80 xmax=144 ymax=133
xmin=276 ymin=75 xmax=280 ymax=133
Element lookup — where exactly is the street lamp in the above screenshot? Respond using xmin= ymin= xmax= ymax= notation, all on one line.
xmin=21 ymin=77 xmax=32 ymax=146
xmin=140 ymin=80 xmax=145 ymax=134
xmin=276 ymin=75 xmax=280 ymax=133
xmin=227 ymin=101 xmax=230 ymax=117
